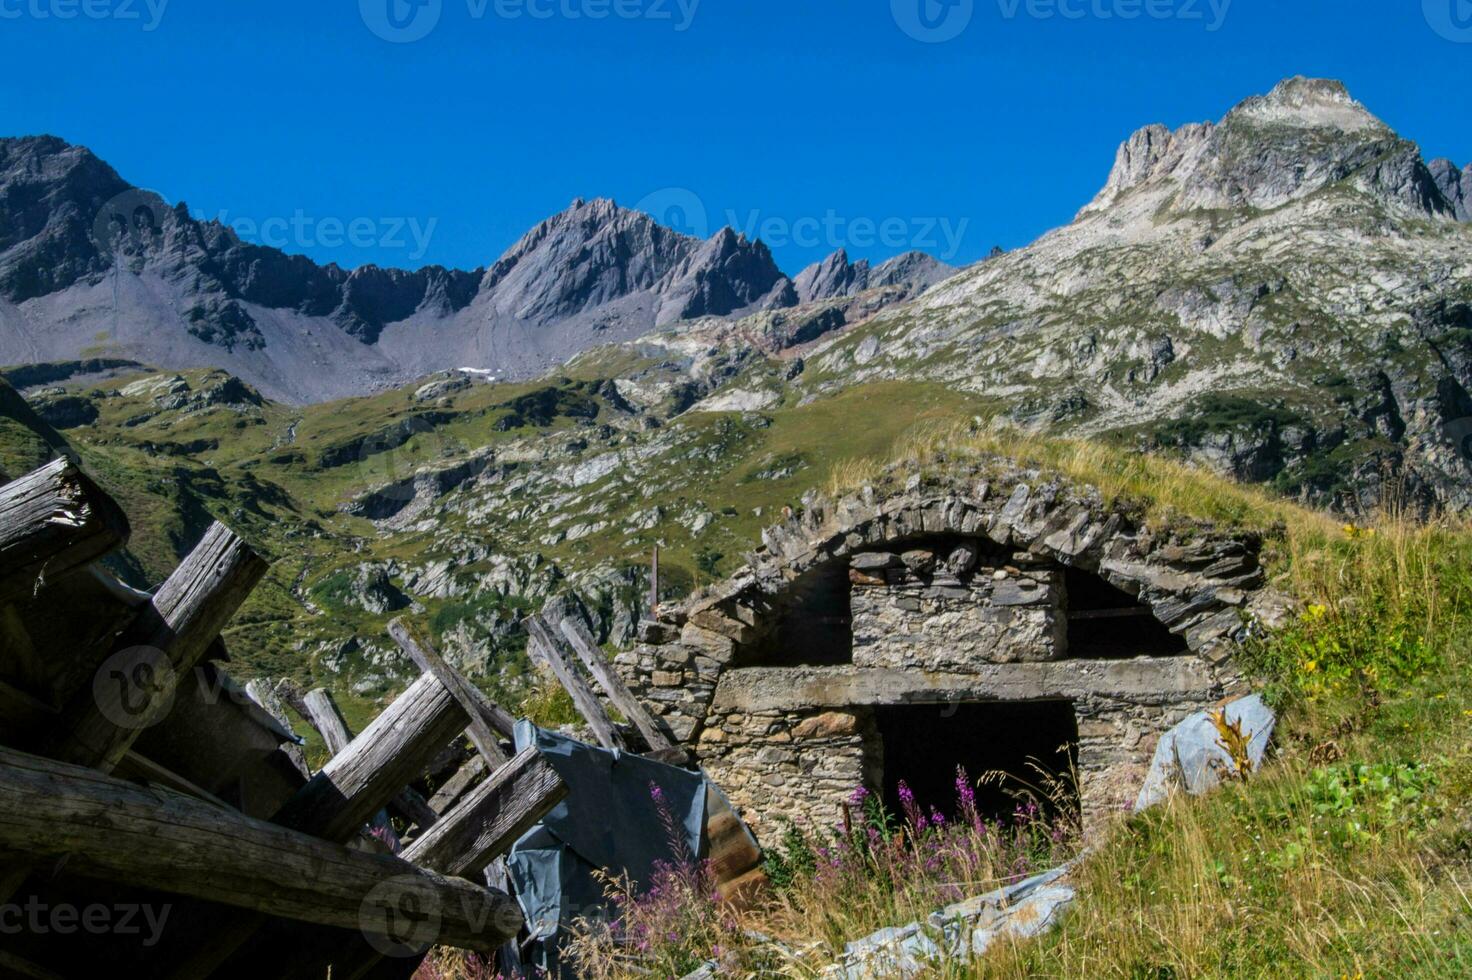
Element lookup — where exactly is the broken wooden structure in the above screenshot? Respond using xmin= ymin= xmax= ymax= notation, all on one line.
xmin=0 ymin=458 xmax=571 ymax=977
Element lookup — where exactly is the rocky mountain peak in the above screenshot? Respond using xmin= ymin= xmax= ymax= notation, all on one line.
xmin=1081 ymin=77 xmax=1452 ymax=221
xmin=795 ymin=248 xmax=953 ymax=304
xmin=1227 ymin=76 xmax=1385 ymax=133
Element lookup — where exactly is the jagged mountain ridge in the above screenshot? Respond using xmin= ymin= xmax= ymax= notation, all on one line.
xmin=800 ymin=77 xmax=1472 ymax=510
xmin=793 ymin=249 xmax=954 ymax=304
xmin=0 ymin=137 xmax=954 ymax=403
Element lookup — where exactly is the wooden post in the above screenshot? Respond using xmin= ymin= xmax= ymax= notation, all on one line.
xmin=525 ymin=615 xmax=622 ymax=750
xmin=271 ymin=674 xmax=469 ymax=844
xmin=0 ymin=458 xmax=130 ymax=604
xmin=42 ymin=521 xmax=269 ymax=773
xmin=650 ymin=544 xmax=660 ymax=616
xmin=0 ymin=746 xmax=521 ymax=953
xmin=302 ymin=686 xmax=354 ymax=755
xmin=387 ymin=618 xmax=512 ymax=768
xmin=401 ymin=747 xmax=566 ymax=878
xmin=555 ymin=617 xmax=679 ymax=757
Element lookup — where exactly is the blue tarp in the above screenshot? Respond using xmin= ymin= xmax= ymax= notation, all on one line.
xmin=506 ymin=722 xmax=708 ymax=976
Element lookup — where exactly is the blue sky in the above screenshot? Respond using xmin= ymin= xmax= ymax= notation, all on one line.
xmin=1 ymin=0 xmax=1468 ymax=274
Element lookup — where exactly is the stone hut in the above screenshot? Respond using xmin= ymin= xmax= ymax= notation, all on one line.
xmin=617 ymin=464 xmax=1291 ymax=844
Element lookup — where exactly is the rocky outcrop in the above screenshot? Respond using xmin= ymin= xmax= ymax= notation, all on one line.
xmin=795 ymin=249 xmax=953 ymax=304
xmin=1429 ymin=158 xmax=1472 ymax=221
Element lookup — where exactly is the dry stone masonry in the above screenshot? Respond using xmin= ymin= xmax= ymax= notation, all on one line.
xmin=617 ymin=462 xmax=1291 ymax=844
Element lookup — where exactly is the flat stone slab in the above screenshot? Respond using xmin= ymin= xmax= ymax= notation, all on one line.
xmin=711 ymin=658 xmax=1219 ymax=713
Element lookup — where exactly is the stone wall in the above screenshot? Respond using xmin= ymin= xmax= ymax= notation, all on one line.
xmin=850 ymin=544 xmax=1065 ymax=671
xmin=616 ymin=464 xmax=1293 ymax=845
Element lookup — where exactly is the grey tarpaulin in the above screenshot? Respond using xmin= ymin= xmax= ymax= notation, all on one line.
xmin=506 ymin=721 xmax=708 ymax=976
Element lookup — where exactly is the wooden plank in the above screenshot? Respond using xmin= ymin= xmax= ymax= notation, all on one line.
xmin=556 ymin=615 xmax=678 ymax=755
xmin=114 ymin=750 xmax=233 ymax=809
xmin=524 ymin=615 xmax=622 ymax=750
xmin=302 ymin=687 xmax=353 ymax=755
xmin=427 ymin=756 xmax=487 ymax=813
xmin=387 ymin=618 xmax=512 ymax=768
xmin=301 ymin=685 xmax=439 ymax=834
xmin=270 ymin=674 xmax=468 ymax=844
xmin=323 ymin=750 xmax=567 ymax=980
xmin=245 ymin=679 xmax=309 ymax=778
xmin=42 ymin=522 xmax=269 ymax=773
xmin=0 ymin=458 xmax=129 ymax=604
xmin=0 ymin=746 xmax=521 ymax=953
xmin=400 ymin=748 xmax=567 ymax=878
xmin=390 ymin=786 xmax=439 ymax=833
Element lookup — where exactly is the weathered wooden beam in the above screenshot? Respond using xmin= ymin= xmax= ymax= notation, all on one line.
xmin=113 ymin=749 xmax=233 ymax=809
xmin=299 ymin=685 xmax=439 ymax=835
xmin=390 ymin=786 xmax=440 ymax=833
xmin=270 ymin=674 xmax=468 ymax=844
xmin=0 ymin=458 xmax=129 ymax=604
xmin=323 ymin=750 xmax=568 ymax=980
xmin=245 ymin=679 xmax=309 ymax=779
xmin=525 ymin=615 xmax=622 ymax=750
xmin=401 ymin=747 xmax=567 ymax=878
xmin=42 ymin=522 xmax=269 ymax=773
xmin=556 ymin=615 xmax=680 ymax=757
xmin=302 ymin=686 xmax=354 ymax=755
xmin=0 ymin=746 xmax=520 ymax=953
xmin=387 ymin=618 xmax=512 ymax=767
xmin=427 ymin=755 xmax=487 ymax=813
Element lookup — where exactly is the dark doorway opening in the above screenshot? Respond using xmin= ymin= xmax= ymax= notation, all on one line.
xmin=874 ymin=701 xmax=1079 ymax=825
xmin=1064 ymin=567 xmax=1187 ymax=658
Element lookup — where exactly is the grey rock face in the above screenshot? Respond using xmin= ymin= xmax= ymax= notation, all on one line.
xmin=794 ymin=248 xmax=954 ymax=304
xmin=1429 ymin=157 xmax=1472 ymax=221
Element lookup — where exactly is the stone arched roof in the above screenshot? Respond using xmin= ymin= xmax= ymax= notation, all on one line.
xmin=617 ymin=462 xmax=1293 ymax=744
